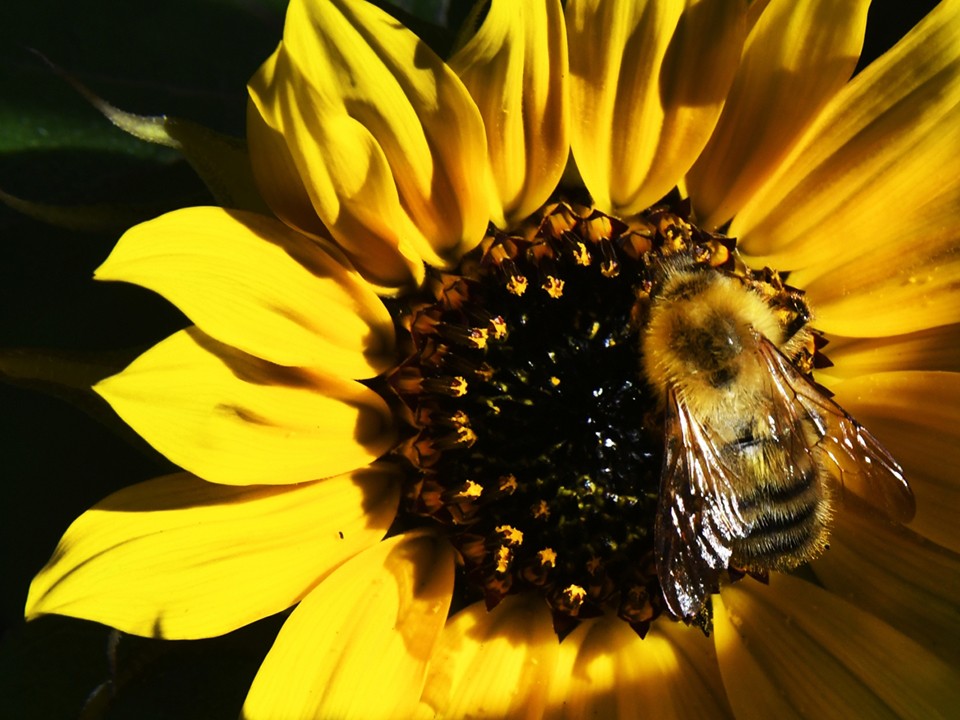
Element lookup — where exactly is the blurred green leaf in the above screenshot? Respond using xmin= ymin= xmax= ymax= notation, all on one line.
xmin=0 ymin=0 xmax=284 ymax=207
xmin=0 ymin=2 xmax=286 ymax=717
xmin=0 ymin=189 xmax=177 ymax=233
xmin=0 ymin=345 xmax=173 ymax=463
xmin=13 ymin=60 xmax=271 ymax=216
xmin=1 ymin=614 xmax=286 ymax=720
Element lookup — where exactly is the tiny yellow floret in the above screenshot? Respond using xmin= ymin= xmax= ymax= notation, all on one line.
xmin=496 ymin=525 xmax=524 ymax=546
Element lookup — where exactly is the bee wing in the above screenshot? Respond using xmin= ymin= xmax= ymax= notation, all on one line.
xmin=755 ymin=337 xmax=915 ymax=524
xmin=655 ymin=386 xmax=751 ymax=620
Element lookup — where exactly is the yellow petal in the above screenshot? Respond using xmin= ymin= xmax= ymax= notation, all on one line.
xmin=567 ymin=0 xmax=746 ymax=216
xmin=792 ymin=230 xmax=960 ymax=337
xmin=418 ymin=594 xmax=559 ymax=718
xmin=686 ymin=0 xmax=870 ymax=229
xmin=249 ymin=47 xmax=424 ymax=289
xmin=828 ymin=370 xmax=960 ymax=554
xmin=94 ymin=328 xmax=395 ymax=485
xmin=745 ymin=0 xmax=772 ymax=34
xmin=96 ymin=207 xmax=395 ymax=378
xmin=25 ymin=467 xmax=400 ymax=639
xmin=825 ymin=324 xmax=960 ymax=378
xmin=248 ymin=0 xmax=491 ymax=285
xmin=733 ymin=0 xmax=960 ymax=284
xmin=545 ymin=616 xmax=733 ymax=719
xmin=813 ymin=503 xmax=960 ymax=668
xmin=715 ymin=574 xmax=960 ymax=719
xmin=242 ymin=531 xmax=454 ymax=720
xmin=245 ymin=94 xmax=333 ymax=240
xmin=449 ymin=0 xmax=568 ymax=228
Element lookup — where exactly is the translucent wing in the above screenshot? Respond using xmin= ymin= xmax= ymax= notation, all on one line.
xmin=755 ymin=336 xmax=915 ymax=524
xmin=654 ymin=386 xmax=752 ymax=621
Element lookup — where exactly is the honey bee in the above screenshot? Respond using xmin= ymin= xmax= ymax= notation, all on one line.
xmin=642 ymin=254 xmax=915 ymax=622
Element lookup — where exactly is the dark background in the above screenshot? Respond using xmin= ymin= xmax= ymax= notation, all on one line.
xmin=0 ymin=1 xmax=942 ymax=717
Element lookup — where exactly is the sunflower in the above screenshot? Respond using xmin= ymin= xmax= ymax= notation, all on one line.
xmin=26 ymin=0 xmax=960 ymax=717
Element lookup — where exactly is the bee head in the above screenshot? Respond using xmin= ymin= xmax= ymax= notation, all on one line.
xmin=642 ymin=266 xmax=782 ymax=408
xmin=667 ymin=310 xmax=746 ymax=388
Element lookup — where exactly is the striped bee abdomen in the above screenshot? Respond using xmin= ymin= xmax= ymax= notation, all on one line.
xmin=728 ymin=435 xmax=832 ymax=571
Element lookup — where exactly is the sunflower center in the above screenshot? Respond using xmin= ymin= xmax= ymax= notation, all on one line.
xmin=384 ymin=201 xmax=813 ymax=638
